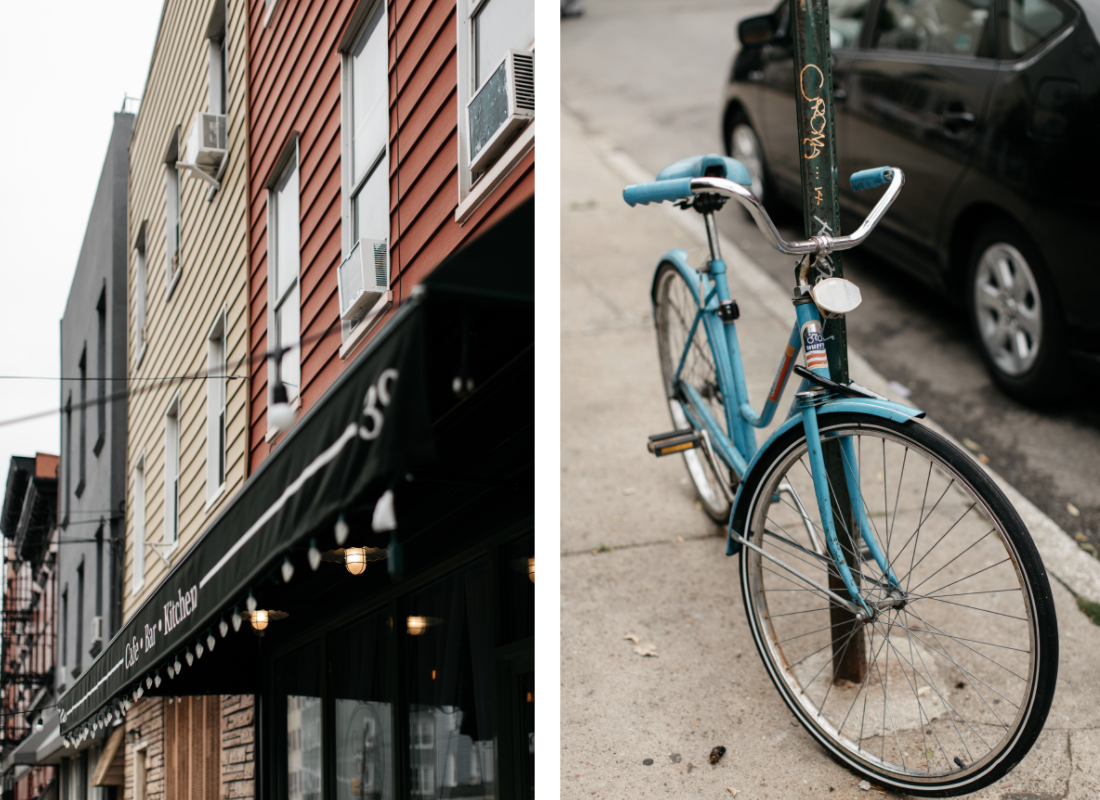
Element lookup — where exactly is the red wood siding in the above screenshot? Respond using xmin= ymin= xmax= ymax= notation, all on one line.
xmin=247 ymin=0 xmax=533 ymax=472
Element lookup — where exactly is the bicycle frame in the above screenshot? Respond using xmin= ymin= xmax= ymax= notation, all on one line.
xmin=656 ymin=223 xmax=912 ymax=615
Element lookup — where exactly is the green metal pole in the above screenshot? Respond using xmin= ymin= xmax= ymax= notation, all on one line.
xmin=789 ymin=0 xmax=866 ymax=684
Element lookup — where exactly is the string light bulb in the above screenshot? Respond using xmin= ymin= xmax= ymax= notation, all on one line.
xmin=35 ymin=715 xmax=43 ymax=732
xmin=207 ymin=631 xmax=217 ymax=651
xmin=232 ymin=607 xmax=242 ymax=632
xmin=146 ymin=676 xmax=153 ymax=690
xmin=308 ymin=538 xmax=322 ymax=571
xmin=344 ymin=547 xmax=368 ymax=576
xmin=219 ymin=617 xmax=229 ymax=638
xmin=167 ymin=665 xmax=175 ymax=680
xmin=185 ymin=648 xmax=194 ymax=667
xmin=282 ymin=556 xmax=294 ymax=583
xmin=195 ymin=640 xmax=204 ymax=659
xmin=246 ymin=591 xmax=257 ymax=613
xmin=334 ymin=514 xmax=349 ymax=545
xmin=154 ymin=671 xmax=162 ymax=688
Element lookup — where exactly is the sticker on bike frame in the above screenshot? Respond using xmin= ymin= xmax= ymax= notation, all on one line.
xmin=801 ymin=320 xmax=829 ymax=372
xmin=768 ymin=343 xmax=798 ymax=403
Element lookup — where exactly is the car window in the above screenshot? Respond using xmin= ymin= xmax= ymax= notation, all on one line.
xmin=873 ymin=0 xmax=993 ymax=55
xmin=831 ymin=0 xmax=872 ymax=48
xmin=1005 ymin=0 xmax=1069 ymax=56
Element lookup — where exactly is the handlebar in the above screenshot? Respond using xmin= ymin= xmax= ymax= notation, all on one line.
xmin=622 ymin=166 xmax=905 ymax=257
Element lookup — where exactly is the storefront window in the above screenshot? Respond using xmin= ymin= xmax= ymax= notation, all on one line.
xmin=331 ymin=610 xmax=393 ymax=800
xmin=278 ymin=644 xmax=322 ymax=800
xmin=402 ymin=559 xmax=496 ymax=799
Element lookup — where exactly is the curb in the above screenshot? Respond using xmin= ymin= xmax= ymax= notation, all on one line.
xmin=584 ymin=116 xmax=1100 ymax=606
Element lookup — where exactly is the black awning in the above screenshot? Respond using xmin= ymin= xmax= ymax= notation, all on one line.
xmin=58 ymin=198 xmax=534 ymax=737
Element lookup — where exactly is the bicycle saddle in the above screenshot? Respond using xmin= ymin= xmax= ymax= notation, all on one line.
xmin=656 ymin=154 xmax=752 ymax=186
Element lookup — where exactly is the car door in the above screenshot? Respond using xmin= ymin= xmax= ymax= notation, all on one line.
xmin=757 ymin=0 xmax=874 ymax=210
xmin=841 ymin=0 xmax=998 ymax=272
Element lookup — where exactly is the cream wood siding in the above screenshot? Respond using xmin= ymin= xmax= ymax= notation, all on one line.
xmin=124 ymin=0 xmax=250 ymax=620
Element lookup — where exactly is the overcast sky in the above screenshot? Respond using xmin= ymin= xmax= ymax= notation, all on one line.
xmin=0 ymin=2 xmax=163 ymax=486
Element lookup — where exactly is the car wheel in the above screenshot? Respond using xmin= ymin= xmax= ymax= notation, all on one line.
xmin=966 ymin=221 xmax=1070 ymax=403
xmin=727 ymin=111 xmax=777 ymax=213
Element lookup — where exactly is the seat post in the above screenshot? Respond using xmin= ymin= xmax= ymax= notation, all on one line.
xmin=703 ymin=210 xmax=723 ymax=265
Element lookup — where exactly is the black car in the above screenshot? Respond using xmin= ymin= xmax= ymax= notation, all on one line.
xmin=723 ymin=0 xmax=1100 ymax=402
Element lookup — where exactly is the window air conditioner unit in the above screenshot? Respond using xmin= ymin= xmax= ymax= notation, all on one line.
xmin=91 ymin=615 xmax=103 ymax=644
xmin=337 ymin=238 xmax=389 ymax=322
xmin=186 ymin=112 xmax=228 ymax=169
xmin=467 ymin=49 xmax=534 ymax=174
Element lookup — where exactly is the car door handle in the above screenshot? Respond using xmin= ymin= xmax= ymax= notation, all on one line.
xmin=942 ymin=110 xmax=976 ymax=130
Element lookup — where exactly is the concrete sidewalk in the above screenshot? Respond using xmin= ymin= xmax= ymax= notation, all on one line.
xmin=560 ymin=105 xmax=1100 ymax=799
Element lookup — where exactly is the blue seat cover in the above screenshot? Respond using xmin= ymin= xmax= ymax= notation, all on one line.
xmin=656 ymin=154 xmax=752 ymax=186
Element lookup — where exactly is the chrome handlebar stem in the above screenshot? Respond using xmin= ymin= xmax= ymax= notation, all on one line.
xmin=687 ymin=168 xmax=905 ymax=257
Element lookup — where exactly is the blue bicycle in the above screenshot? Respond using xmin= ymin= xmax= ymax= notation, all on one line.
xmin=625 ymin=156 xmax=1057 ymax=796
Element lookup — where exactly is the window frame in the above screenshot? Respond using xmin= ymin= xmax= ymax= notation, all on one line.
xmin=164 ymin=393 xmax=181 ymax=553
xmin=339 ymin=0 xmax=393 ymax=354
xmin=454 ymin=0 xmax=535 ymax=223
xmin=134 ymin=221 xmax=148 ymax=370
xmin=207 ymin=0 xmax=229 ymax=116
xmin=95 ymin=285 xmax=107 ymax=456
xmin=164 ymin=128 xmax=183 ymax=300
xmin=206 ymin=307 xmax=228 ymax=507
xmin=133 ymin=451 xmax=146 ymax=595
xmin=266 ymin=135 xmax=302 ymax=439
xmin=77 ymin=345 xmax=86 ymax=498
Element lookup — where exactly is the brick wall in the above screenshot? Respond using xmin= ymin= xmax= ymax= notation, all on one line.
xmin=220 ymin=694 xmax=255 ymax=799
xmin=124 ymin=696 xmax=165 ymax=800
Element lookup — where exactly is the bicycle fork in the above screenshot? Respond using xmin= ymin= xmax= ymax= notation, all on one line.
xmin=792 ymin=300 xmax=902 ymax=618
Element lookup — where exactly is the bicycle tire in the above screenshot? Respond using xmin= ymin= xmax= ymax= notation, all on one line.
xmin=653 ymin=261 xmax=733 ymax=523
xmin=736 ymin=413 xmax=1057 ymax=796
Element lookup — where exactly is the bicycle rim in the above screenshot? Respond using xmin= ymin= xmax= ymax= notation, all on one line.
xmin=739 ymin=416 xmax=1056 ymax=796
xmin=653 ymin=262 xmax=731 ymax=522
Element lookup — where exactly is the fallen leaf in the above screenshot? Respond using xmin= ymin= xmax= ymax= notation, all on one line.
xmin=726 ymin=789 xmax=738 ymax=797
xmin=624 ymin=634 xmax=640 ymax=644
xmin=1080 ymin=543 xmax=1099 ymax=558
xmin=1068 ymin=502 xmax=1080 ymax=517
xmin=710 ymin=745 xmax=726 ymax=764
xmin=962 ymin=438 xmax=981 ymax=453
xmin=633 ymin=642 xmax=658 ymax=657
xmin=1075 ymin=532 xmax=1089 ymax=543
xmin=917 ymin=686 xmax=931 ymax=697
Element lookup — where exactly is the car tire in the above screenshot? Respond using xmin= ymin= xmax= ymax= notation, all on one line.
xmin=726 ymin=110 xmax=782 ymax=216
xmin=966 ymin=220 xmax=1071 ymax=403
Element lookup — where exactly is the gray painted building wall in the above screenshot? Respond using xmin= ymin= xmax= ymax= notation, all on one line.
xmin=57 ymin=112 xmax=133 ymax=698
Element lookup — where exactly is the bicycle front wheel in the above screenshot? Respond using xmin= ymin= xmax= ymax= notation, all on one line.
xmin=653 ymin=261 xmax=732 ymax=523
xmin=737 ymin=413 xmax=1057 ymax=796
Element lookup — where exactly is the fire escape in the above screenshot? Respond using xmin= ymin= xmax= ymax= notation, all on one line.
xmin=0 ymin=456 xmax=58 ymax=751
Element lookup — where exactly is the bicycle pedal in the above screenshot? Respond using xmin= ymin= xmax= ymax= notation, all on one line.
xmin=647 ymin=429 xmax=702 ymax=457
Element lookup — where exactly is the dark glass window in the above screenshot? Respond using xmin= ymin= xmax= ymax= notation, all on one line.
xmin=1005 ymin=0 xmax=1068 ymax=56
xmin=277 ymin=643 xmax=322 ymax=800
xmin=331 ymin=611 xmax=393 ymax=800
xmin=501 ymin=533 xmax=534 ymax=644
xmin=874 ymin=0 xmax=992 ymax=56
xmin=402 ymin=559 xmax=496 ymax=799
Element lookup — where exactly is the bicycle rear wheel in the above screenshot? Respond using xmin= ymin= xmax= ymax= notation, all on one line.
xmin=737 ymin=413 xmax=1057 ymax=796
xmin=653 ymin=261 xmax=732 ymax=523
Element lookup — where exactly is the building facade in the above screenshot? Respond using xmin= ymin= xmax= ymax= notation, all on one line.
xmin=0 ymin=455 xmax=59 ymax=800
xmin=57 ymin=2 xmax=534 ymax=799
xmin=121 ymin=0 xmax=252 ymax=797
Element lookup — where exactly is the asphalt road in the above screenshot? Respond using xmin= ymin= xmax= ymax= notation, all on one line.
xmin=561 ymin=0 xmax=1100 ymax=557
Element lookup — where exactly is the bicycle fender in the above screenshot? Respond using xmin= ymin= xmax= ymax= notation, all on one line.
xmin=725 ymin=398 xmax=924 ymax=556
xmin=650 ymin=249 xmax=701 ymax=317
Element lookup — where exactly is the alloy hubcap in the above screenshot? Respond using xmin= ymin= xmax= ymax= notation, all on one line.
xmin=973 ymin=243 xmax=1042 ymax=376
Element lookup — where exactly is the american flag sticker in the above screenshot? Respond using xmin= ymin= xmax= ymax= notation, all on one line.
xmin=768 ymin=343 xmax=798 ymax=402
xmin=801 ymin=320 xmax=829 ymax=372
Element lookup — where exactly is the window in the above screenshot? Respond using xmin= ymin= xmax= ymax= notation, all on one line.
xmin=77 ymin=345 xmax=86 ymax=497
xmin=61 ymin=587 xmax=68 ymax=675
xmin=64 ymin=394 xmax=72 ymax=520
xmin=75 ymin=561 xmax=85 ymax=675
xmin=340 ymin=0 xmax=391 ymax=341
xmin=207 ymin=0 xmax=229 ymax=116
xmin=133 ymin=453 xmax=146 ymax=595
xmin=829 ymin=0 xmax=870 ymax=49
xmin=95 ymin=285 xmax=106 ymax=455
xmin=134 ymin=746 xmax=147 ymax=800
xmin=267 ymin=141 xmax=301 ymax=416
xmin=164 ymin=129 xmax=182 ymax=297
xmin=135 ymin=221 xmax=148 ymax=365
xmin=207 ymin=309 xmax=228 ymax=502
xmin=277 ymin=646 xmax=321 ymax=800
xmin=1005 ymin=0 xmax=1069 ymax=56
xmin=410 ymin=765 xmax=435 ymax=795
xmin=164 ymin=395 xmax=180 ymax=547
xmin=873 ymin=0 xmax=992 ymax=56
xmin=456 ymin=0 xmax=534 ymax=213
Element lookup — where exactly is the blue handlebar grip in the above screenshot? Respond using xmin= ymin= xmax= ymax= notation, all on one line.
xmin=850 ymin=166 xmax=894 ymax=192
xmin=622 ymin=178 xmax=694 ymax=207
